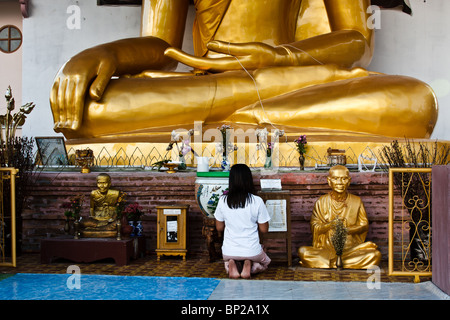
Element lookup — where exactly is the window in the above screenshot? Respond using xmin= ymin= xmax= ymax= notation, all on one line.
xmin=0 ymin=25 xmax=22 ymax=54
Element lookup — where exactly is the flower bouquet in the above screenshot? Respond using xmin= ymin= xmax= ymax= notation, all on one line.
xmin=294 ymin=135 xmax=307 ymax=170
xmin=331 ymin=218 xmax=348 ymax=270
xmin=123 ymin=202 xmax=144 ymax=222
xmin=216 ymin=125 xmax=237 ymax=171
xmin=294 ymin=135 xmax=307 ymax=155
xmin=62 ymin=194 xmax=84 ymax=236
xmin=167 ymin=129 xmax=195 ymax=170
xmin=115 ymin=191 xmax=127 ymax=218
xmin=255 ymin=128 xmax=284 ymax=169
xmin=62 ymin=194 xmax=84 ymax=220
xmin=123 ymin=202 xmax=146 ymax=237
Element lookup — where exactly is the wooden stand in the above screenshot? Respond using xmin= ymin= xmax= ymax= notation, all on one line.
xmin=156 ymin=205 xmax=189 ymax=261
xmin=40 ymin=238 xmax=137 ymax=266
xmin=258 ymin=190 xmax=292 ymax=266
xmin=202 ymin=216 xmax=223 ymax=262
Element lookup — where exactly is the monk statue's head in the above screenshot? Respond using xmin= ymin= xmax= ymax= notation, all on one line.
xmin=96 ymin=173 xmax=112 ymax=194
xmin=327 ymin=165 xmax=351 ymax=194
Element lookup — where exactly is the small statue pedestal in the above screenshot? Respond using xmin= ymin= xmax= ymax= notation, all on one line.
xmin=40 ymin=238 xmax=134 ymax=266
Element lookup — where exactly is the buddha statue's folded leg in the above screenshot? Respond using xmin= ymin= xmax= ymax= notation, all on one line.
xmin=227 ymin=74 xmax=438 ymax=139
xmin=96 ymin=221 xmax=119 ymax=231
xmin=62 ymin=65 xmax=369 ymax=139
xmin=78 ymin=75 xmax=220 ymax=139
xmin=298 ymin=246 xmax=335 ymax=268
xmin=81 ymin=220 xmax=116 ymax=231
xmin=341 ymin=242 xmax=382 ymax=269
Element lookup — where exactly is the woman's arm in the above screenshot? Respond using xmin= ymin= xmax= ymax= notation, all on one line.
xmin=258 ymin=222 xmax=269 ymax=234
xmin=215 ymin=219 xmax=225 ymax=232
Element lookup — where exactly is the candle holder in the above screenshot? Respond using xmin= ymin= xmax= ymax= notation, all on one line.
xmin=165 ymin=162 xmax=179 ymax=174
xmin=75 ymin=148 xmax=94 ymax=173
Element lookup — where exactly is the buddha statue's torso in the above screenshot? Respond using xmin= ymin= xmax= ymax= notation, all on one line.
xmin=91 ymin=189 xmax=119 ymax=221
xmin=197 ymin=0 xmax=300 ymax=58
xmin=213 ymin=0 xmax=296 ymax=46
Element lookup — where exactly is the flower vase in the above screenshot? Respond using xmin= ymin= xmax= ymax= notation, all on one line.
xmin=336 ymin=255 xmax=343 ymax=270
xmin=178 ymin=155 xmax=187 ymax=171
xmin=221 ymin=155 xmax=230 ymax=171
xmin=129 ymin=221 xmax=136 ymax=237
xmin=121 ymin=215 xmax=133 ymax=238
xmin=73 ymin=219 xmax=80 ymax=239
xmin=64 ymin=217 xmax=71 ymax=234
xmin=264 ymin=155 xmax=272 ymax=169
xmin=299 ymin=154 xmax=305 ymax=171
xmin=135 ymin=221 xmax=143 ymax=237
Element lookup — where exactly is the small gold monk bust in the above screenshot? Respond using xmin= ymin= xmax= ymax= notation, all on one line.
xmin=79 ymin=173 xmax=121 ymax=238
xmin=298 ymin=165 xmax=381 ymax=269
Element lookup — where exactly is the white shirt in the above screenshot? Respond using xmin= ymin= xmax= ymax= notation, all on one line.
xmin=214 ymin=194 xmax=270 ymax=257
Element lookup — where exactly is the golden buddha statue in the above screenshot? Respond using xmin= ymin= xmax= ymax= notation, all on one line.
xmin=50 ymin=0 xmax=437 ymax=142
xmin=79 ymin=173 xmax=121 ymax=238
xmin=298 ymin=165 xmax=381 ymax=269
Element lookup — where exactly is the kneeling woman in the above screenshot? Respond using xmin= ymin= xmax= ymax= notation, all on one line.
xmin=214 ymin=164 xmax=271 ymax=279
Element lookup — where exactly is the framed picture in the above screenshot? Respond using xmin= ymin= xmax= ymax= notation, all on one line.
xmin=97 ymin=0 xmax=141 ymax=5
xmin=265 ymin=199 xmax=287 ymax=232
xmin=35 ymin=137 xmax=69 ymax=166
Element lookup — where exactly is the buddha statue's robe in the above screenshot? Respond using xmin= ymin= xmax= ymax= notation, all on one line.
xmin=299 ymin=192 xmax=381 ymax=269
xmin=80 ymin=189 xmax=120 ymax=237
xmin=85 ymin=189 xmax=119 ymax=229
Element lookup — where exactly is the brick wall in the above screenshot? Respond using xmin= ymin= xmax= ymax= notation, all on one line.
xmin=22 ymin=170 xmax=391 ymax=260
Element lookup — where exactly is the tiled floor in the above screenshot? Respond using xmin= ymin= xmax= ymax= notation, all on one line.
xmin=0 ymin=273 xmax=220 ymax=300
xmin=0 ymin=254 xmax=448 ymax=300
xmin=208 ymin=279 xmax=449 ymax=300
xmin=0 ymin=253 xmax=431 ymax=282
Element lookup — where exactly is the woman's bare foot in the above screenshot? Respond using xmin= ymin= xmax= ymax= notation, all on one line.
xmin=241 ymin=260 xmax=252 ymax=279
xmin=228 ymin=259 xmax=240 ymax=279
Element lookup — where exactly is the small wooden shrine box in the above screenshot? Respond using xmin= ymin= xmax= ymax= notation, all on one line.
xmin=156 ymin=204 xmax=189 ymax=261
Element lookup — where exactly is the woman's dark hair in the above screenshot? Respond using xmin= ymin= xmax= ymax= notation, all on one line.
xmin=225 ymin=164 xmax=256 ymax=209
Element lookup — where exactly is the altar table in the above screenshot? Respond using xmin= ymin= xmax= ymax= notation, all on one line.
xmin=40 ymin=237 xmax=145 ymax=266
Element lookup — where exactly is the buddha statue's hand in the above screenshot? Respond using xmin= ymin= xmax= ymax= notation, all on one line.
xmin=50 ymin=47 xmax=118 ymax=131
xmin=164 ymin=41 xmax=292 ymax=72
xmin=318 ymin=221 xmax=334 ymax=235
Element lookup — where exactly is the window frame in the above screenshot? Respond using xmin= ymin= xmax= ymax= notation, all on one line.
xmin=0 ymin=25 xmax=23 ymax=54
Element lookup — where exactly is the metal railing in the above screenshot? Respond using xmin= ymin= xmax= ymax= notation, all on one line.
xmin=39 ymin=143 xmax=371 ymax=170
xmin=388 ymin=168 xmax=432 ymax=282
xmin=0 ymin=167 xmax=18 ymax=267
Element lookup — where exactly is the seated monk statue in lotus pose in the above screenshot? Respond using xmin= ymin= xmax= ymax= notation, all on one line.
xmin=50 ymin=0 xmax=437 ymax=143
xmin=79 ymin=173 xmax=121 ymax=238
xmin=298 ymin=165 xmax=381 ymax=269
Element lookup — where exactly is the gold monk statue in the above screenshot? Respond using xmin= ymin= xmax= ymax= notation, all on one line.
xmin=79 ymin=173 xmax=121 ymax=238
xmin=50 ymin=0 xmax=437 ymax=142
xmin=298 ymin=165 xmax=381 ymax=269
